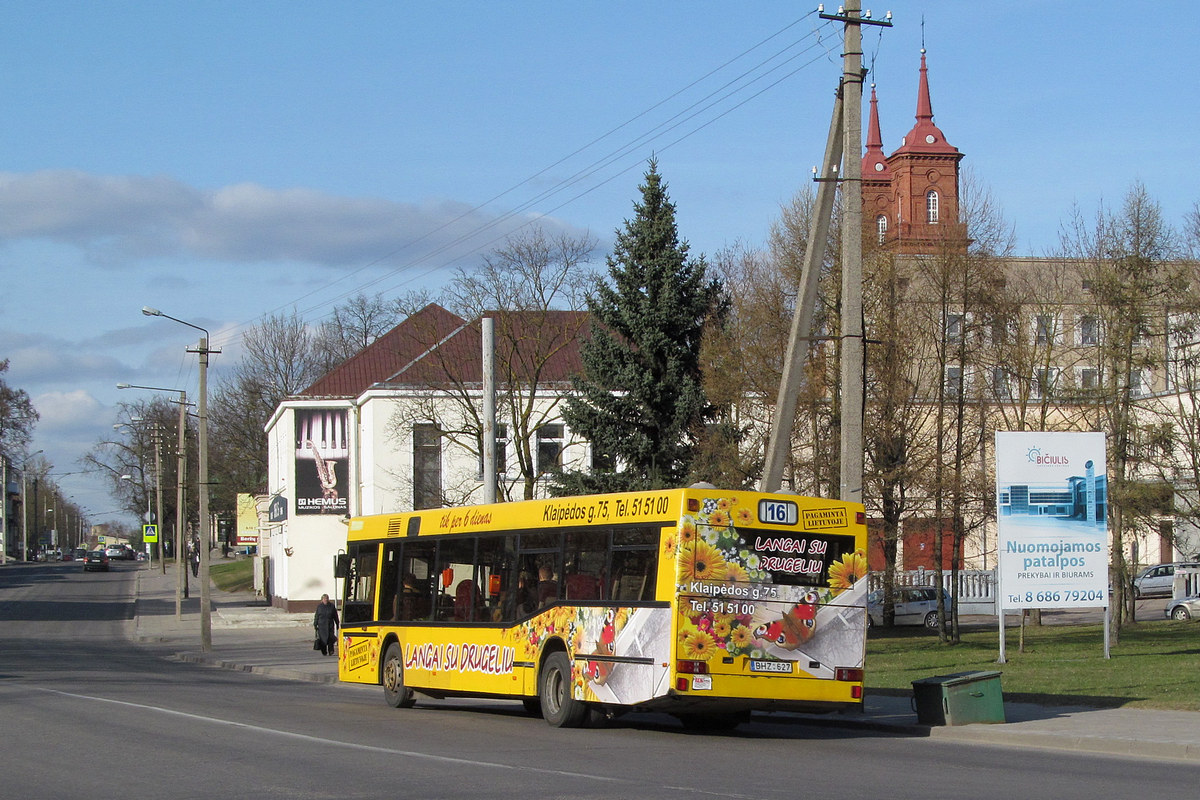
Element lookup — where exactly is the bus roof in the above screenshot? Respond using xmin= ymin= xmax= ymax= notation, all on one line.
xmin=345 ymin=487 xmax=864 ymax=542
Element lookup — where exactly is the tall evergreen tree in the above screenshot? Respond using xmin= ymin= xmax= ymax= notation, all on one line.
xmin=555 ymin=160 xmax=724 ymax=494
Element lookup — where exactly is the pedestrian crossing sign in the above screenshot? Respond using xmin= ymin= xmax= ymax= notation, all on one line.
xmin=143 ymin=523 xmax=158 ymax=543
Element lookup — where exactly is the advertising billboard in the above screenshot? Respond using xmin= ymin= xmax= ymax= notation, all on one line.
xmin=995 ymin=431 xmax=1108 ymax=610
xmin=295 ymin=408 xmax=350 ymax=515
xmin=236 ymin=493 xmax=261 ymax=546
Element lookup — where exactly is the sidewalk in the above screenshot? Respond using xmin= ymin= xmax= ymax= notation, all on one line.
xmin=133 ymin=564 xmax=1200 ymax=762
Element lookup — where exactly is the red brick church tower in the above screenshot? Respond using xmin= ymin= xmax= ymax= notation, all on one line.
xmin=861 ymin=50 xmax=965 ymax=254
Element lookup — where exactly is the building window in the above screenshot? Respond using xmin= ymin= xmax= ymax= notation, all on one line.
xmin=1035 ymin=314 xmax=1055 ymax=345
xmin=926 ymin=190 xmax=939 ymax=224
xmin=591 ymin=441 xmax=615 ymax=473
xmin=413 ymin=423 xmax=442 ymax=510
xmin=989 ymin=317 xmax=1011 ymax=346
xmin=477 ymin=423 xmax=508 ymax=480
xmin=876 ymin=215 xmax=888 ymax=244
xmin=1129 ymin=370 xmax=1146 ymax=398
xmin=991 ymin=367 xmax=1012 ymax=400
xmin=944 ymin=366 xmax=963 ymax=399
xmin=946 ymin=313 xmax=965 ymax=343
xmin=1081 ymin=368 xmax=1099 ymax=392
xmin=537 ymin=424 xmax=564 ymax=475
xmin=1033 ymin=368 xmax=1058 ymax=399
xmin=1079 ymin=315 xmax=1099 ymax=346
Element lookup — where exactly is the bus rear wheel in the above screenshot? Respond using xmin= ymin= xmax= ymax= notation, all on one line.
xmin=382 ymin=642 xmax=415 ymax=708
xmin=540 ymin=651 xmax=587 ymax=728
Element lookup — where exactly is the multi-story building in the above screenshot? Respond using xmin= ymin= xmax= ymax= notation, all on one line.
xmin=262 ymin=304 xmax=593 ymax=610
xmin=261 ymin=49 xmax=1200 ymax=609
xmin=851 ymin=50 xmax=1200 ymax=577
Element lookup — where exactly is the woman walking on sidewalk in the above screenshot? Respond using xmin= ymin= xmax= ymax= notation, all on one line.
xmin=313 ymin=594 xmax=340 ymax=656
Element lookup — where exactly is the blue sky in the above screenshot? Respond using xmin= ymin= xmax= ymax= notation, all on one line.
xmin=1 ymin=1 xmax=1195 ymax=526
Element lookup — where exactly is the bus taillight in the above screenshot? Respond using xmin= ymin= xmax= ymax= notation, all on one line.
xmin=677 ymin=660 xmax=708 ymax=675
xmin=835 ymin=667 xmax=863 ymax=683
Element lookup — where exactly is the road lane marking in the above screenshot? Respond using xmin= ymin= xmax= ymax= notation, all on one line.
xmin=32 ymin=687 xmax=762 ymax=798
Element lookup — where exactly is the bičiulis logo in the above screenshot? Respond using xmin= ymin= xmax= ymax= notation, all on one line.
xmin=1026 ymin=447 xmax=1069 ymax=466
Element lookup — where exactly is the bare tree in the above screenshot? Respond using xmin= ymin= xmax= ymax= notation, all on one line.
xmin=0 ymin=359 xmax=38 ymax=454
xmin=208 ymin=310 xmax=326 ymax=513
xmin=312 ymin=290 xmax=427 ymax=373
xmin=387 ymin=226 xmax=598 ymax=504
xmin=84 ymin=397 xmax=189 ymax=530
xmin=1057 ymin=182 xmax=1190 ymax=636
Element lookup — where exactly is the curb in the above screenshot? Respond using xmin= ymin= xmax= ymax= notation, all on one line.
xmin=925 ymin=723 xmax=1200 ymax=762
xmin=172 ymin=652 xmax=340 ymax=685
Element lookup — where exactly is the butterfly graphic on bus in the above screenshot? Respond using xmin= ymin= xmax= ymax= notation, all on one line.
xmin=584 ymin=609 xmax=619 ymax=685
xmin=752 ymin=590 xmax=821 ymax=651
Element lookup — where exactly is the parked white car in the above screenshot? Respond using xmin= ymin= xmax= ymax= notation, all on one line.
xmin=1133 ymin=562 xmax=1200 ymax=599
xmin=866 ymin=587 xmax=949 ymax=629
xmin=1165 ymin=595 xmax=1200 ymax=621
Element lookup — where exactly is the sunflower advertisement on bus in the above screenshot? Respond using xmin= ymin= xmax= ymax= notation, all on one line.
xmin=674 ymin=495 xmax=868 ymax=681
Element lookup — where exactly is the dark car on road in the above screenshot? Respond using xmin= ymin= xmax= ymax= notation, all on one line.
xmin=83 ymin=550 xmax=110 ymax=572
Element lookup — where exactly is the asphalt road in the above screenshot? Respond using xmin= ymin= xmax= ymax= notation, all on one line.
xmin=3 ymin=561 xmax=1199 ymax=800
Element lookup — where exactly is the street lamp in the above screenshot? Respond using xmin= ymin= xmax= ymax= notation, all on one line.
xmin=142 ymin=306 xmax=217 ymax=652
xmin=21 ymin=450 xmax=43 ymax=561
xmin=43 ymin=507 xmax=54 ymax=556
xmin=118 ymin=382 xmax=191 ymax=617
xmin=1 ymin=454 xmax=10 ymax=565
xmin=117 ymin=415 xmax=165 ymax=573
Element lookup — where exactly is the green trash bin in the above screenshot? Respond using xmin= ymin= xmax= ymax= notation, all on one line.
xmin=911 ymin=671 xmax=1005 ymax=726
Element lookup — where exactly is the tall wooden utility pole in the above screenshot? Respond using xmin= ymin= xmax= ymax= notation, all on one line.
xmin=837 ymin=1 xmax=866 ymax=504
xmin=759 ymin=91 xmax=843 ymax=493
xmin=759 ymin=2 xmax=890 ymax=497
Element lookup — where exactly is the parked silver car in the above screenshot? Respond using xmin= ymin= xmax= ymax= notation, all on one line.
xmin=867 ymin=587 xmax=948 ymax=629
xmin=1133 ymin=562 xmax=1200 ymax=599
xmin=1164 ymin=595 xmax=1200 ymax=621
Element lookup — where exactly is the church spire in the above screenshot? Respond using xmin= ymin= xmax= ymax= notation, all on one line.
xmin=861 ymin=84 xmax=891 ymax=178
xmin=893 ymin=48 xmax=959 ymax=156
xmin=915 ymin=49 xmax=934 ymax=122
xmin=872 ymin=46 xmax=966 ymax=255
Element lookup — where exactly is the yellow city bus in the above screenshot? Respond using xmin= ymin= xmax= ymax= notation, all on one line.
xmin=336 ymin=485 xmax=868 ymax=729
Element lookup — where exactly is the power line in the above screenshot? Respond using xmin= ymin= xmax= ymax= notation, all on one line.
xmin=205 ymin=11 xmax=839 ymax=352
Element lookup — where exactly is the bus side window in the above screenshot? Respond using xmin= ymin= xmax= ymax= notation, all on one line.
xmin=342 ymin=544 xmax=378 ymax=624
xmin=399 ymin=542 xmax=436 ymax=621
xmin=611 ymin=547 xmax=658 ymax=602
xmin=435 ymin=537 xmax=477 ymax=622
xmin=564 ymin=529 xmax=607 ymax=602
xmin=379 ymin=543 xmax=401 ymax=621
xmin=478 ymin=535 xmax=515 ymax=622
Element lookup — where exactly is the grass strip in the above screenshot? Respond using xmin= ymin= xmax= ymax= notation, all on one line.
xmin=867 ymin=619 xmax=1200 ymax=711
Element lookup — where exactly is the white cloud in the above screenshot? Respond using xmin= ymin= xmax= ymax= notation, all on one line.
xmin=34 ymin=389 xmax=105 ymax=431
xmin=0 ymin=169 xmax=586 ymax=269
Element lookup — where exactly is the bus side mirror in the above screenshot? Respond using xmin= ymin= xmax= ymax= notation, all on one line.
xmin=334 ymin=553 xmax=351 ymax=578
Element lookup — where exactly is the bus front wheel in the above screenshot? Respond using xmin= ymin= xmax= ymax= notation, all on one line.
xmin=383 ymin=642 xmax=415 ymax=708
xmin=540 ymin=651 xmax=587 ymax=728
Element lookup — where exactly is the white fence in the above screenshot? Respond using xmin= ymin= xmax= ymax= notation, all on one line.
xmin=870 ymin=566 xmax=1198 ymax=612
xmin=869 ymin=568 xmax=997 ymax=615
xmin=1176 ymin=568 xmax=1200 ymax=600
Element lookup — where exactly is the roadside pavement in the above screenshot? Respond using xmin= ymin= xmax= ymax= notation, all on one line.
xmin=132 ymin=562 xmax=1200 ymax=762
